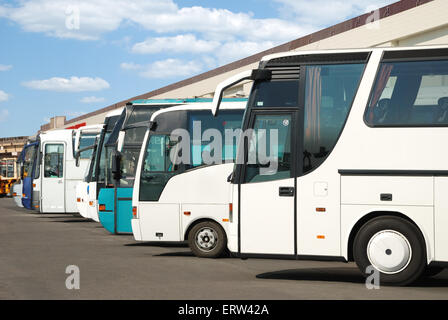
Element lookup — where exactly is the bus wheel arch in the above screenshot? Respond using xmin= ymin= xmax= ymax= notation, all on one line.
xmin=347 ymin=211 xmax=425 ymax=261
xmin=185 ymin=219 xmax=228 ymax=258
xmin=348 ymin=211 xmax=428 ymax=286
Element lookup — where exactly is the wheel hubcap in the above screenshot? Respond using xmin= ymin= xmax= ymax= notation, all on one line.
xmin=367 ymin=230 xmax=412 ymax=274
xmin=195 ymin=227 xmax=218 ymax=252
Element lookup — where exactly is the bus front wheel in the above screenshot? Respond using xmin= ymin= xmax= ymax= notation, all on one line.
xmin=353 ymin=216 xmax=426 ymax=286
xmin=188 ymin=221 xmax=227 ymax=258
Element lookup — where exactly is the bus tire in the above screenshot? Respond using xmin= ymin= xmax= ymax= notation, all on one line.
xmin=188 ymin=221 xmax=227 ymax=258
xmin=422 ymin=266 xmax=444 ymax=278
xmin=353 ymin=216 xmax=426 ymax=286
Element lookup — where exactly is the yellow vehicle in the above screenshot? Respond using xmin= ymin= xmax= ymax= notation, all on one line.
xmin=0 ymin=159 xmax=18 ymax=197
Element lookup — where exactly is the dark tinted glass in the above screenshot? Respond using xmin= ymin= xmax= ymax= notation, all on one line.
xmin=44 ymin=144 xmax=64 ymax=178
xmin=303 ymin=63 xmax=364 ymax=173
xmin=139 ymin=109 xmax=244 ymax=201
xmin=78 ymin=133 xmax=96 ymax=159
xmin=189 ymin=110 xmax=244 ymax=166
xmin=243 ymin=114 xmax=293 ymax=183
xmin=251 ymin=80 xmax=299 ymax=108
xmin=365 ymin=59 xmax=448 ymax=126
xmin=23 ymin=145 xmax=37 ymax=178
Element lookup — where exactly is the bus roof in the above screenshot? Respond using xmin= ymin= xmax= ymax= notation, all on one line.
xmin=105 ymin=107 xmax=124 ymax=118
xmin=131 ymin=97 xmax=248 ymax=105
xmin=150 ymin=100 xmax=247 ymax=122
xmin=260 ymin=44 xmax=448 ymax=63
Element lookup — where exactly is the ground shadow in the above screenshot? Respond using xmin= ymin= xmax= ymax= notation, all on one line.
xmin=51 ymin=219 xmax=94 ymax=223
xmin=256 ymin=267 xmax=366 ymax=284
xmin=410 ymin=273 xmax=448 ymax=288
xmin=37 ymin=215 xmax=87 ymax=220
xmin=152 ymin=250 xmax=231 ymax=259
xmin=125 ymin=241 xmax=188 ymax=248
xmin=256 ymin=267 xmax=448 ymax=287
xmin=153 ymin=251 xmax=194 ymax=257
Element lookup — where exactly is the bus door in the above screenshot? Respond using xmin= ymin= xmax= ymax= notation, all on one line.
xmin=138 ymin=134 xmax=181 ymax=241
xmin=41 ymin=143 xmax=65 ymax=212
xmin=237 ymin=109 xmax=299 ymax=256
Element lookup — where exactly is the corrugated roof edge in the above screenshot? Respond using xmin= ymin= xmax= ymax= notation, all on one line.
xmin=131 ymin=97 xmax=248 ymax=104
xmin=64 ymin=0 xmax=433 ymax=126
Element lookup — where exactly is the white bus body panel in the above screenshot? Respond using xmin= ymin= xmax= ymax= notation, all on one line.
xmin=13 ymin=182 xmax=23 ymax=207
xmin=38 ymin=129 xmax=92 ymax=213
xmin=65 ymin=157 xmax=88 ymax=213
xmin=133 ymin=163 xmax=234 ymax=242
xmin=435 ymin=177 xmax=448 ymax=262
xmin=32 ymin=177 xmax=40 ymax=211
xmin=41 ymin=141 xmax=66 ymax=213
xmin=76 ymin=181 xmax=88 ymax=218
xmin=87 ymin=182 xmax=99 ymax=221
xmin=239 ymin=178 xmax=295 ymax=255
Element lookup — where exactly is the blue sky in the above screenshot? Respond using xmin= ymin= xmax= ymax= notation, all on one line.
xmin=0 ymin=0 xmax=395 ymax=137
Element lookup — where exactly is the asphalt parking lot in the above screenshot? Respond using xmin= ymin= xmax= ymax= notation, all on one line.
xmin=1 ymin=198 xmax=448 ymax=300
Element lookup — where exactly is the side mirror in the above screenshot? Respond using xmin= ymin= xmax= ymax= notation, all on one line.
xmin=111 ymin=150 xmax=122 ymax=181
xmin=211 ymin=69 xmax=270 ymax=116
xmin=117 ymin=131 xmax=125 ymax=152
xmin=75 ymin=151 xmax=80 ymax=167
xmin=74 ymin=144 xmax=96 ymax=167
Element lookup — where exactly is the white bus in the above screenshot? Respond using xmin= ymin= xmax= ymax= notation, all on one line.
xmin=131 ymin=100 xmax=246 ymax=257
xmin=212 ymin=46 xmax=448 ymax=285
xmin=33 ymin=127 xmax=100 ymax=213
xmin=75 ymin=112 xmax=123 ymax=220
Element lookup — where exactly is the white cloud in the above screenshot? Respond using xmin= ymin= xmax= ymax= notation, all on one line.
xmin=0 ymin=90 xmax=9 ymax=102
xmin=0 ymin=64 xmax=12 ymax=71
xmin=0 ymin=109 xmax=9 ymax=122
xmin=0 ymin=0 xmax=305 ymax=43
xmin=22 ymin=76 xmax=110 ymax=92
xmin=132 ymin=34 xmax=220 ymax=54
xmin=0 ymin=0 xmax=177 ymax=40
xmin=120 ymin=62 xmax=142 ymax=70
xmin=139 ymin=59 xmax=203 ymax=79
xmin=80 ymin=96 xmax=105 ymax=103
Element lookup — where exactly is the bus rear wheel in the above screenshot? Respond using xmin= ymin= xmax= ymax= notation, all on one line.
xmin=353 ymin=216 xmax=426 ymax=286
xmin=188 ymin=221 xmax=227 ymax=258
xmin=422 ymin=266 xmax=444 ymax=278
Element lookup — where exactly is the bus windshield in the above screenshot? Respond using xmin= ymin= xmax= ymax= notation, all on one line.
xmin=106 ymin=105 xmax=170 ymax=187
xmin=93 ymin=131 xmax=112 ymax=185
xmin=139 ymin=109 xmax=244 ymax=201
xmin=250 ymin=80 xmax=299 ymax=108
xmin=23 ymin=145 xmax=37 ymax=179
xmin=78 ymin=132 xmax=97 ymax=159
xmin=83 ymin=137 xmax=99 ymax=182
xmin=91 ymin=115 xmax=121 ymax=185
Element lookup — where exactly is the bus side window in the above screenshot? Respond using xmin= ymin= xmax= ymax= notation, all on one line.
xmin=303 ymin=63 xmax=365 ymax=173
xmin=365 ymin=59 xmax=448 ymax=126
